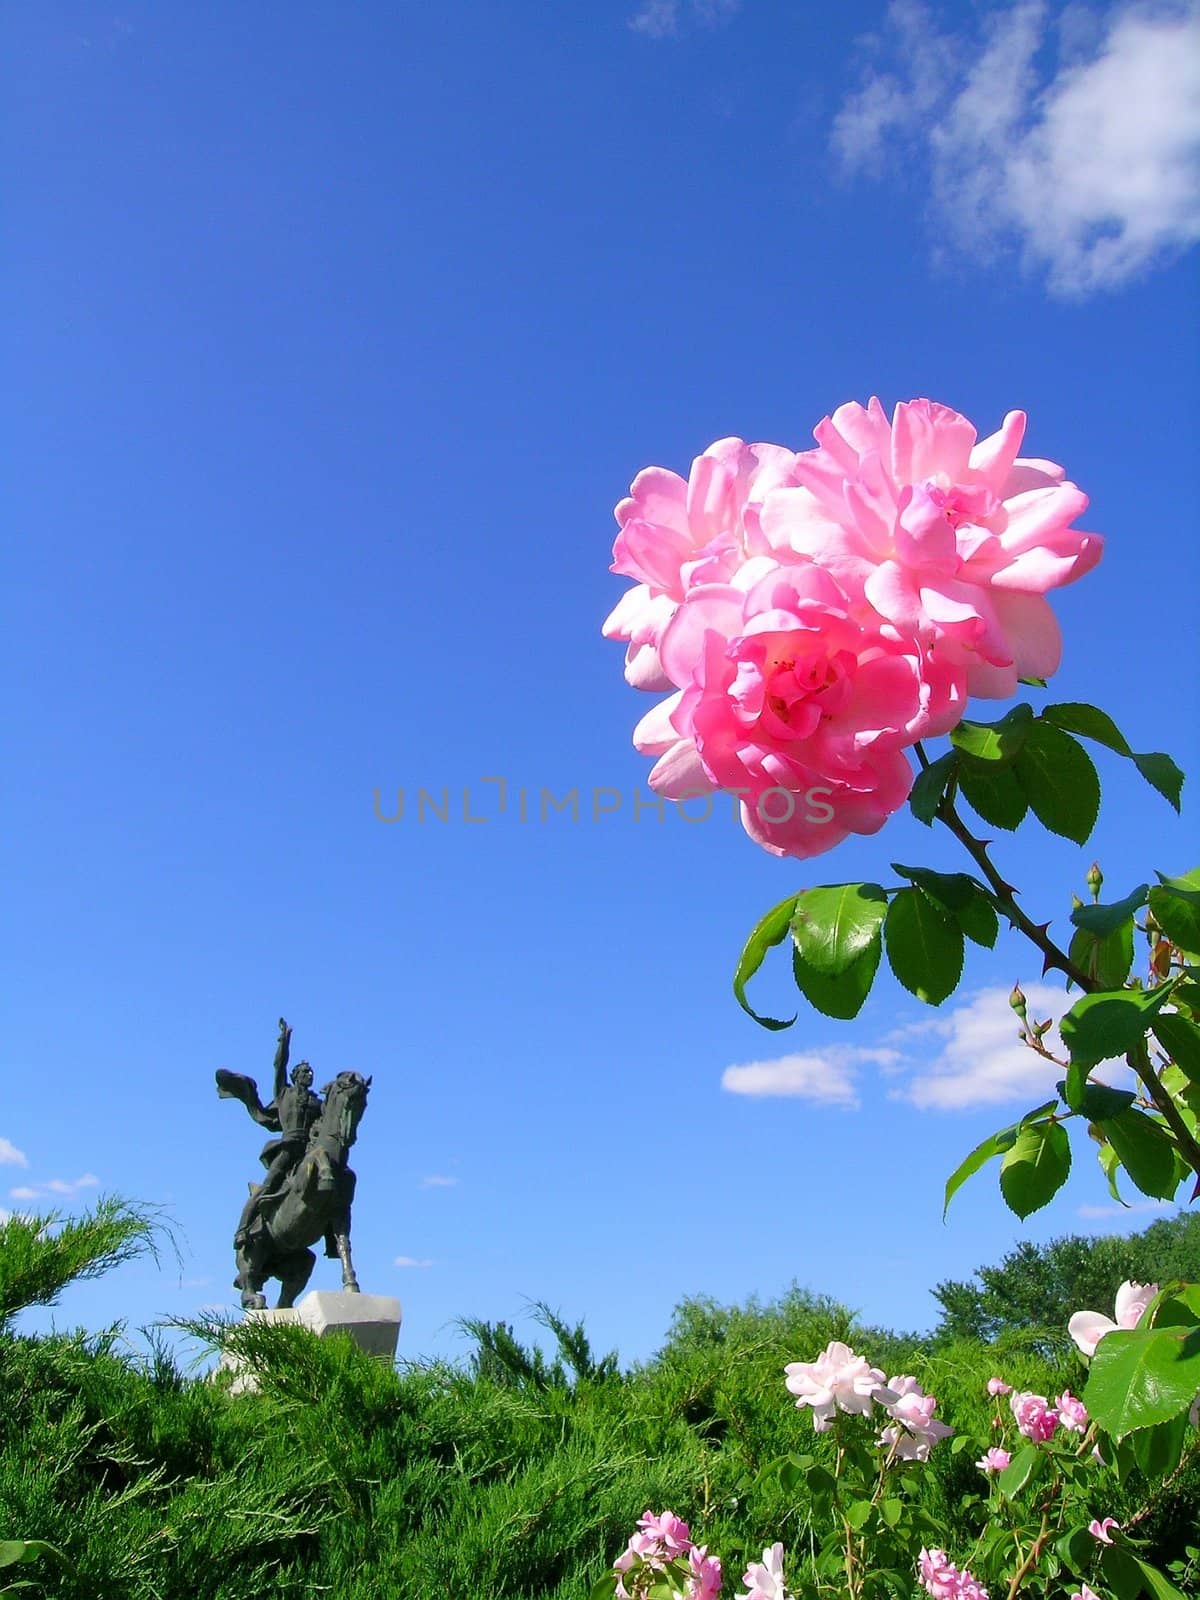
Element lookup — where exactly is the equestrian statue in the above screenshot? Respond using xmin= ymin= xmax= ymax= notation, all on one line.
xmin=216 ymin=1018 xmax=372 ymax=1310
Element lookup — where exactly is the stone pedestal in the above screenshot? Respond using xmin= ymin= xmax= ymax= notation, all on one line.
xmin=217 ymin=1291 xmax=402 ymax=1393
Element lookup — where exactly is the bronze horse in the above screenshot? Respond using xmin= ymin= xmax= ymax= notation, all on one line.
xmin=234 ymin=1070 xmax=371 ymax=1310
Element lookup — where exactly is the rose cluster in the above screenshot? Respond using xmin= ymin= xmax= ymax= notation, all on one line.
xmin=784 ymin=1339 xmax=953 ymax=1461
xmin=612 ymin=1509 xmax=721 ymax=1600
xmin=604 ymin=399 xmax=1100 ymax=858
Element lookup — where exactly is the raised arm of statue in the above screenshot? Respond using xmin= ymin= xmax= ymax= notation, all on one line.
xmin=273 ymin=1017 xmax=292 ymax=1101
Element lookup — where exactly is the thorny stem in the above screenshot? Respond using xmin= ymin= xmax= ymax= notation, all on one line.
xmin=913 ymin=743 xmax=1200 ymax=1179
xmin=1004 ymin=1512 xmax=1050 ymax=1600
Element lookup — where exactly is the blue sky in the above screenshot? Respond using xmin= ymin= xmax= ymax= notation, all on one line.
xmin=3 ymin=0 xmax=1198 ymax=1368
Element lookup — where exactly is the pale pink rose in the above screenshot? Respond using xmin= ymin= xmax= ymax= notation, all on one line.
xmin=878 ymin=1376 xmax=954 ymax=1461
xmin=1068 ymin=1281 xmax=1158 ymax=1357
xmin=604 ymin=438 xmax=799 ymax=690
xmin=637 ymin=560 xmax=965 ymax=858
xmin=613 ymin=1509 xmax=696 ymax=1597
xmin=986 ymin=1376 xmax=1012 ymax=1397
xmin=918 ymin=1548 xmax=963 ymax=1599
xmin=1071 ymin=1587 xmax=1103 ymax=1600
xmin=975 ymin=1447 xmax=1011 ymax=1474
xmin=1089 ymin=1517 xmax=1120 ymax=1544
xmin=687 ymin=1546 xmax=723 ymax=1600
xmin=1057 ymin=1390 xmax=1089 ymax=1433
xmin=736 ymin=1542 xmax=792 ymax=1600
xmin=956 ymin=1576 xmax=989 ymax=1600
xmin=760 ymin=398 xmax=1101 ymax=697
xmin=1010 ymin=1391 xmax=1059 ymax=1442
xmin=784 ymin=1341 xmax=890 ymax=1431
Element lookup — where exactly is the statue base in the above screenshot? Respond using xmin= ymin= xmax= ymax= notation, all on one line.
xmin=217 ymin=1290 xmax=402 ymax=1393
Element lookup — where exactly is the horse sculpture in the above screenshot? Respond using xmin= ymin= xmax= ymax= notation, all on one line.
xmin=233 ymin=1069 xmax=372 ymax=1310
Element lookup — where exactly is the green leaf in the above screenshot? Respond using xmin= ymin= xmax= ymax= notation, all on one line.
xmin=845 ymin=1499 xmax=874 ymax=1531
xmin=1012 ymin=722 xmax=1100 ymax=844
xmin=1058 ymin=1074 xmax=1136 ymax=1120
xmin=892 ymin=863 xmax=977 ymax=911
xmin=1101 ymin=1109 xmax=1182 ymax=1201
xmin=997 ymin=1444 xmax=1045 ymax=1499
xmin=957 ymin=892 xmax=1000 ymax=949
xmin=1071 ymin=886 xmax=1150 ymax=937
xmin=884 ymin=888 xmax=964 ymax=1006
xmin=1056 ymin=1525 xmax=1098 ymax=1576
xmin=1042 ymin=702 xmax=1183 ymax=811
xmin=880 ymin=1497 xmax=902 ymax=1528
xmin=957 ymin=760 xmax=1028 ymax=831
xmin=998 ymin=1120 xmax=1072 ymax=1219
xmin=1150 ymin=880 xmax=1200 ymax=956
xmin=1084 ymin=1324 xmax=1200 ymax=1438
xmin=734 ymin=894 xmax=799 ymax=1029
xmin=0 ymin=1545 xmax=65 ymax=1572
xmin=1152 ymin=1012 xmax=1200 ymax=1084
xmin=1069 ymin=923 xmax=1135 ymax=991
xmin=1100 ymin=1545 xmax=1148 ymax=1600
xmin=791 ymin=883 xmax=888 ymax=978
xmin=1098 ymin=1140 xmax=1127 ymax=1206
xmin=1131 ymin=1411 xmax=1190 ymax=1478
xmin=1060 ymin=985 xmax=1177 ymax=1067
xmin=950 ymin=703 xmax=1034 ymax=764
xmin=909 ymin=751 xmax=958 ymax=825
xmin=943 ymin=1124 xmax=1020 ymax=1218
xmin=791 ymin=938 xmax=880 ymax=1020
xmin=588 ymin=1574 xmax=618 ymax=1600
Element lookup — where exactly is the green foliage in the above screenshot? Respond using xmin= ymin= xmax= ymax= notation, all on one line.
xmin=0 ymin=1198 xmax=165 ymax=1327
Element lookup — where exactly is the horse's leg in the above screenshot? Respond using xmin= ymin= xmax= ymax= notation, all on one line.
xmin=235 ymin=1240 xmax=268 ymax=1311
xmin=276 ymin=1248 xmax=315 ymax=1309
xmin=329 ymin=1171 xmax=359 ymax=1292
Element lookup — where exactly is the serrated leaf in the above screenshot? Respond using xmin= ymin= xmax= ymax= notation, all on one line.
xmin=1013 ymin=722 xmax=1100 ymax=844
xmin=1042 ymin=702 xmax=1183 ymax=811
xmin=845 ymin=1499 xmax=873 ymax=1530
xmin=1071 ymin=886 xmax=1150 ymax=937
xmin=1061 ymin=985 xmax=1176 ymax=1067
xmin=1149 ymin=881 xmax=1200 ymax=956
xmin=957 ymin=892 xmax=1000 ymax=949
xmin=791 ymin=883 xmax=888 ymax=977
xmin=943 ymin=1123 xmax=1020 ymax=1218
xmin=1131 ymin=1411 xmax=1189 ymax=1477
xmin=909 ymin=751 xmax=958 ymax=825
xmin=997 ymin=1443 xmax=1044 ymax=1499
xmin=892 ymin=863 xmax=978 ymax=911
xmin=999 ymin=1119 xmax=1072 ymax=1219
xmin=884 ymin=888 xmax=964 ymax=1006
xmin=1152 ymin=1012 xmax=1200 ymax=1084
xmin=588 ymin=1573 xmax=619 ymax=1600
xmin=791 ymin=937 xmax=881 ymax=1020
xmin=734 ymin=894 xmax=799 ymax=1029
xmin=1069 ymin=923 xmax=1135 ymax=991
xmin=1102 ymin=1109 xmax=1182 ymax=1201
xmin=1058 ymin=1073 xmax=1136 ymax=1120
xmin=1083 ymin=1324 xmax=1200 ymax=1439
xmin=950 ymin=703 xmax=1034 ymax=764
xmin=880 ymin=1497 xmax=902 ymax=1527
xmin=1098 ymin=1140 xmax=1127 ymax=1206
xmin=958 ymin=760 xmax=1028 ymax=831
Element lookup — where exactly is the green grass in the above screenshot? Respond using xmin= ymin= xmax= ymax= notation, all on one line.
xmin=0 ymin=1205 xmax=1196 ymax=1598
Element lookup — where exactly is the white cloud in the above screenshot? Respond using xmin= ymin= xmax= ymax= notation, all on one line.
xmin=0 ymin=1208 xmax=10 ymax=1225
xmin=394 ymin=1255 xmax=435 ymax=1268
xmin=629 ymin=0 xmax=740 ymax=38
xmin=722 ymin=1046 xmax=900 ymax=1108
xmin=1077 ymin=1198 xmax=1172 ymax=1218
xmin=0 ymin=1138 xmax=28 ymax=1168
xmin=420 ymin=1174 xmax=458 ymax=1189
xmin=833 ymin=0 xmax=1200 ymax=294
xmin=9 ymin=1174 xmax=101 ymax=1202
xmin=894 ymin=982 xmax=1075 ymax=1109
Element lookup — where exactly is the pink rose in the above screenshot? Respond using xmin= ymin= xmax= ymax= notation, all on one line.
xmin=878 ymin=1376 xmax=954 ymax=1461
xmin=613 ymin=1509 xmax=696 ymax=1597
xmin=1056 ymin=1390 xmax=1088 ymax=1434
xmin=975 ymin=1447 xmax=1011 ymax=1474
xmin=636 ymin=560 xmax=964 ymax=858
xmin=785 ymin=1340 xmax=889 ymax=1431
xmin=917 ymin=1549 xmax=963 ymax=1599
xmin=1068 ymin=1281 xmax=1158 ymax=1357
xmin=1010 ymin=1391 xmax=1059 ymax=1442
xmin=687 ymin=1546 xmax=723 ymax=1600
xmin=1089 ymin=1517 xmax=1120 ymax=1544
xmin=1071 ymin=1587 xmax=1103 ymax=1600
xmin=761 ymin=398 xmax=1101 ymax=697
xmin=986 ymin=1376 xmax=1012 ymax=1397
xmin=738 ymin=1543 xmax=792 ymax=1600
xmin=604 ymin=438 xmax=799 ymax=689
